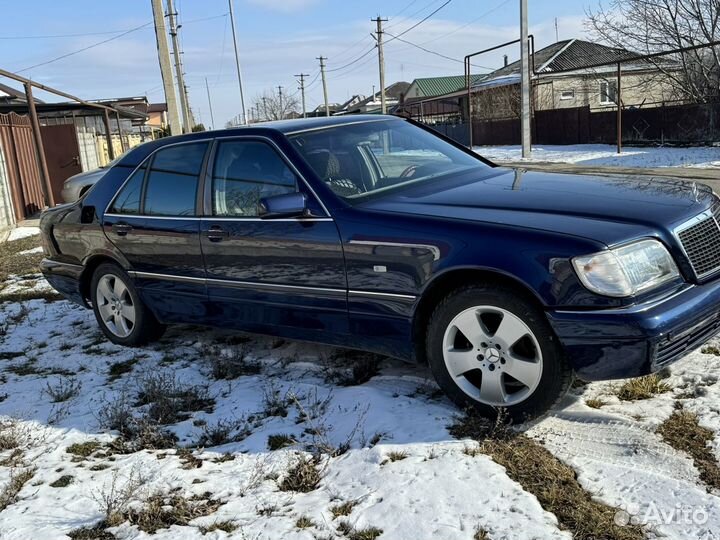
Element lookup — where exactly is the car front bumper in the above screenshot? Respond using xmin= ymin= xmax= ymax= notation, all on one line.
xmin=547 ymin=279 xmax=720 ymax=381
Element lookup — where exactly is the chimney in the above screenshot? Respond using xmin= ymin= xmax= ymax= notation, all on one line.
xmin=503 ymin=54 xmax=509 ymax=67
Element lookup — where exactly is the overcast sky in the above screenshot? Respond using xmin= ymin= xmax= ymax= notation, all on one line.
xmin=0 ymin=0 xmax=598 ymax=128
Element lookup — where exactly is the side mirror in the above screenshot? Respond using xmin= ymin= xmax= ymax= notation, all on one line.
xmin=258 ymin=192 xmax=308 ymax=219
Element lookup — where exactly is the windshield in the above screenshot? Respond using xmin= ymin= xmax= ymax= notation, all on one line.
xmin=289 ymin=119 xmax=489 ymax=200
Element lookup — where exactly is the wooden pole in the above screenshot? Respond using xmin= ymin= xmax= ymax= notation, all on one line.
xmin=102 ymin=109 xmax=115 ymax=161
xmin=115 ymin=111 xmax=126 ymax=152
xmin=24 ymin=82 xmax=54 ymax=208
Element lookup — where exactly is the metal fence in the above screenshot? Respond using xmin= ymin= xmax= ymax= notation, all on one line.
xmin=0 ymin=112 xmax=44 ymax=219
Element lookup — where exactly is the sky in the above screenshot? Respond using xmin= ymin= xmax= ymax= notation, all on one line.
xmin=0 ymin=0 xmax=599 ymax=128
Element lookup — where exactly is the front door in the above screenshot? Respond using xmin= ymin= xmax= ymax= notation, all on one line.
xmin=200 ymin=137 xmax=348 ymax=339
xmin=103 ymin=141 xmax=210 ymax=323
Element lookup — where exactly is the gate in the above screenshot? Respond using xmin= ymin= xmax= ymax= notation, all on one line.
xmin=40 ymin=124 xmax=83 ymax=203
xmin=0 ymin=112 xmax=44 ymax=219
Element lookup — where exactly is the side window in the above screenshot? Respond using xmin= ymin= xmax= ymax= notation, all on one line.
xmin=212 ymin=140 xmax=298 ymax=217
xmin=109 ymin=164 xmax=146 ymax=215
xmin=143 ymin=142 xmax=208 ymax=216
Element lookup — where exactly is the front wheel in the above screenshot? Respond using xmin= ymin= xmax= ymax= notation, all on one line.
xmin=426 ymin=284 xmax=572 ymax=421
xmin=90 ymin=263 xmax=165 ymax=346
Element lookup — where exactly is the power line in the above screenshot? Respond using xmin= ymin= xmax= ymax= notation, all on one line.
xmin=17 ymin=21 xmax=154 ymax=72
xmin=385 ymin=32 xmax=494 ymax=70
xmin=420 ymin=0 xmax=511 ymax=45
xmin=15 ymin=13 xmax=228 ymax=74
xmin=326 ymin=46 xmax=376 ymax=72
xmin=385 ymin=0 xmax=453 ymax=43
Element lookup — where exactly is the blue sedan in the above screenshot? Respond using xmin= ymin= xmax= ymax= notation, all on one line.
xmin=39 ymin=115 xmax=720 ymax=419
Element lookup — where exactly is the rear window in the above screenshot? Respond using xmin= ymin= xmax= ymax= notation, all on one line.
xmin=143 ymin=143 xmax=208 ymax=217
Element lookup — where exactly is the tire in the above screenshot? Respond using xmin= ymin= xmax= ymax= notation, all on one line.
xmin=426 ymin=283 xmax=572 ymax=421
xmin=90 ymin=263 xmax=165 ymax=346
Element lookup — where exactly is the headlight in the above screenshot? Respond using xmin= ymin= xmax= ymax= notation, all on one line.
xmin=572 ymin=239 xmax=679 ymax=297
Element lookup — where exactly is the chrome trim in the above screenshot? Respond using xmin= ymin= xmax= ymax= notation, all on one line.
xmin=41 ymin=259 xmax=84 ymax=270
xmin=552 ymin=285 xmax=693 ymax=315
xmin=104 ymin=135 xmax=333 ymax=220
xmin=104 ymin=213 xmax=333 ymax=223
xmin=128 ymin=271 xmax=205 ymax=285
xmin=206 ymin=278 xmax=345 ymax=296
xmin=348 ymin=240 xmax=441 ymax=261
xmin=283 ymin=118 xmax=395 ymax=136
xmin=348 ymin=290 xmax=417 ymax=301
xmin=128 ymin=270 xmax=417 ymax=301
xmin=104 ymin=138 xmax=213 ymax=217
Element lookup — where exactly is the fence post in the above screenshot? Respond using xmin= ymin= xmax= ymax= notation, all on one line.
xmin=23 ymin=82 xmax=54 ymax=208
xmin=115 ymin=110 xmax=126 ymax=153
xmin=616 ymin=62 xmax=622 ymax=154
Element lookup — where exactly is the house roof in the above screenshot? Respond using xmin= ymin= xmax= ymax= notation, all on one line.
xmin=411 ymin=74 xmax=486 ymax=97
xmin=483 ymin=39 xmax=641 ymax=82
xmin=148 ymin=103 xmax=168 ymax=113
xmin=0 ymin=82 xmax=43 ymax=103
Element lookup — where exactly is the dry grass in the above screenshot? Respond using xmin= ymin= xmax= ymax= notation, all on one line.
xmin=295 ymin=516 xmax=315 ymax=529
xmin=135 ymin=371 xmax=214 ymax=425
xmin=585 ymin=398 xmax=607 ymax=409
xmin=267 ymin=433 xmax=296 ymax=451
xmin=0 ymin=467 xmax=36 ymax=511
xmin=198 ymin=520 xmax=238 ymax=533
xmin=329 ymin=500 xmax=356 ymax=518
xmin=0 ymin=234 xmax=42 ymax=282
xmin=107 ymin=357 xmax=140 ymax=382
xmin=50 ymin=474 xmax=74 ymax=488
xmin=474 ymin=528 xmax=490 ymax=540
xmin=657 ymin=405 xmax=720 ymax=491
xmin=336 ymin=521 xmax=383 ymax=540
xmin=449 ymin=410 xmax=645 ymax=540
xmin=278 ymin=454 xmax=322 ymax=493
xmin=205 ymin=345 xmax=261 ymax=380
xmin=701 ymin=345 xmax=720 ymax=356
xmin=385 ymin=450 xmax=409 ymax=462
xmin=120 ymin=492 xmax=222 ymax=533
xmin=616 ymin=374 xmax=671 ymax=401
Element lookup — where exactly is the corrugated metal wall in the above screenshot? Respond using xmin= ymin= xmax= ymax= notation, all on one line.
xmin=0 ymin=144 xmax=16 ymax=230
xmin=0 ymin=112 xmax=45 ymax=219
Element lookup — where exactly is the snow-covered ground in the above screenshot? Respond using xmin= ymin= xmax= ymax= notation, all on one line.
xmin=2 ymin=233 xmax=720 ymax=539
xmin=475 ymin=144 xmax=720 ymax=169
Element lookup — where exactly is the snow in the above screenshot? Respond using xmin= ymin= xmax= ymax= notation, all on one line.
xmin=475 ymin=144 xmax=720 ymax=169
xmin=7 ymin=226 xmax=40 ymax=242
xmin=17 ymin=246 xmax=43 ymax=256
xmin=2 ymin=257 xmax=720 ymax=538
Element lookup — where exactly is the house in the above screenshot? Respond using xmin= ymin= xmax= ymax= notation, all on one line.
xmin=342 ymin=82 xmax=410 ymax=114
xmin=471 ymin=39 xmax=680 ymax=121
xmin=147 ymin=102 xmax=169 ymax=134
xmin=405 ymin=74 xmax=486 ymax=100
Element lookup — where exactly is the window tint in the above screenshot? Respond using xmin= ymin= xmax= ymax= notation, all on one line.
xmin=144 ymin=142 xmax=208 ymax=216
xmin=212 ymin=140 xmax=298 ymax=217
xmin=109 ymin=164 xmax=146 ymax=215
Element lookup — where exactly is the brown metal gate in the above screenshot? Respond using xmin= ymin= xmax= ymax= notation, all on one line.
xmin=40 ymin=124 xmax=82 ymax=204
xmin=0 ymin=112 xmax=44 ymax=219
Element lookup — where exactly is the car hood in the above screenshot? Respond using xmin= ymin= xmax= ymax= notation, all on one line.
xmin=358 ymin=167 xmax=714 ymax=246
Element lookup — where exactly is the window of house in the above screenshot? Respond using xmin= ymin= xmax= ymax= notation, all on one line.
xmin=211 ymin=140 xmax=298 ymax=217
xmin=109 ymin=164 xmax=146 ymax=215
xmin=560 ymin=90 xmax=575 ymax=101
xmin=143 ymin=142 xmax=208 ymax=217
xmin=599 ymin=81 xmax=618 ymax=105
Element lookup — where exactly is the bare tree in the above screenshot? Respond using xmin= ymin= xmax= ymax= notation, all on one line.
xmin=586 ymin=0 xmax=720 ymax=102
xmin=250 ymin=89 xmax=300 ymax=122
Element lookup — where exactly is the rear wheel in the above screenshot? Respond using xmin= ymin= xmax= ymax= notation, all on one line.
xmin=90 ymin=263 xmax=165 ymax=346
xmin=426 ymin=284 xmax=572 ymax=421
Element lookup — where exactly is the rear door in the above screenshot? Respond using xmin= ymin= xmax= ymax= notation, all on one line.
xmin=103 ymin=140 xmax=210 ymax=322
xmin=200 ymin=136 xmax=348 ymax=338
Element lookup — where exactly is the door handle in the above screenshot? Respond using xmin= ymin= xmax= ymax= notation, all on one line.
xmin=205 ymin=226 xmax=228 ymax=242
xmin=112 ymin=223 xmax=133 ymax=236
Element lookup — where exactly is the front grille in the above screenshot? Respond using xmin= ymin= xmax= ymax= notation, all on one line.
xmin=677 ymin=209 xmax=720 ymax=278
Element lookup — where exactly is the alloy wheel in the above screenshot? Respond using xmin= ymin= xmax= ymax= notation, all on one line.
xmin=96 ymin=274 xmax=136 ymax=338
xmin=442 ymin=305 xmax=543 ymax=406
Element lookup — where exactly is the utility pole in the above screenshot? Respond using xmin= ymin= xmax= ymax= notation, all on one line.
xmin=204 ymin=77 xmax=215 ymax=130
xmin=277 ymin=86 xmax=284 ymax=119
xmin=166 ymin=0 xmax=191 ymax=132
xmin=228 ymin=0 xmax=247 ymax=125
xmin=151 ymin=0 xmax=181 ymax=135
xmin=262 ymin=96 xmax=268 ymax=120
xmin=318 ymin=56 xmax=330 ymax=117
xmin=295 ymin=73 xmax=308 ymax=118
xmin=520 ymin=0 xmax=531 ymax=158
xmin=371 ymin=17 xmax=388 ymax=114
